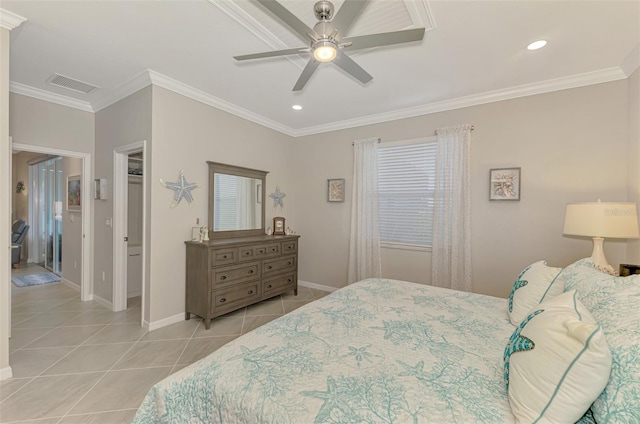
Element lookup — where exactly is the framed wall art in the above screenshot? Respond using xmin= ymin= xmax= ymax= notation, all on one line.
xmin=489 ymin=167 xmax=520 ymax=201
xmin=327 ymin=178 xmax=345 ymax=202
xmin=67 ymin=175 xmax=82 ymax=211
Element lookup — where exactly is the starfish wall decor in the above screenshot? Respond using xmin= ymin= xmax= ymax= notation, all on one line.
xmin=269 ymin=185 xmax=286 ymax=210
xmin=160 ymin=170 xmax=198 ymax=208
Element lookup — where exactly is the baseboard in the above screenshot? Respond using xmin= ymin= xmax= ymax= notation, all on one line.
xmin=127 ymin=290 xmax=142 ymax=298
xmin=92 ymin=294 xmax=113 ymax=310
xmin=146 ymin=312 xmax=184 ymax=332
xmin=0 ymin=366 xmax=13 ymax=381
xmin=298 ymin=280 xmax=339 ymax=293
xmin=61 ymin=278 xmax=80 ymax=293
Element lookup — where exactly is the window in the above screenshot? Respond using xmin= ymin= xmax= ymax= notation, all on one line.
xmin=378 ymin=138 xmax=437 ymax=249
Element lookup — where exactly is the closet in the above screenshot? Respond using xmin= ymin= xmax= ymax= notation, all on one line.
xmin=127 ymin=156 xmax=143 ymax=298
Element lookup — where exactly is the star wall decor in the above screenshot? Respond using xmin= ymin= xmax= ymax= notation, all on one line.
xmin=160 ymin=170 xmax=197 ymax=208
xmin=269 ymin=185 xmax=286 ymax=210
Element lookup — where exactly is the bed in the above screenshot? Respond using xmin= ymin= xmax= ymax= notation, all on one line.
xmin=134 ymin=259 xmax=640 ymax=423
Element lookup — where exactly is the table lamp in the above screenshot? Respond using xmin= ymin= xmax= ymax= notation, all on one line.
xmin=563 ymin=200 xmax=639 ymax=269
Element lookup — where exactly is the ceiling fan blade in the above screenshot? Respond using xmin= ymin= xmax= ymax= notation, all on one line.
xmin=331 ymin=0 xmax=369 ymax=38
xmin=332 ymin=51 xmax=372 ymax=84
xmin=293 ymin=59 xmax=320 ymax=91
xmin=234 ymin=47 xmax=310 ymax=61
xmin=256 ymin=0 xmax=318 ymax=42
xmin=342 ymin=28 xmax=425 ymax=51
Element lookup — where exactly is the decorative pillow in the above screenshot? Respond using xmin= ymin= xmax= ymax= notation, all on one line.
xmin=508 ymin=260 xmax=563 ymax=325
xmin=504 ymin=290 xmax=612 ymax=423
xmin=562 ymin=258 xmax=640 ymax=423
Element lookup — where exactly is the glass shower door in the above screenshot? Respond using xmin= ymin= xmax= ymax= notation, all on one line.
xmin=34 ymin=158 xmax=63 ymax=275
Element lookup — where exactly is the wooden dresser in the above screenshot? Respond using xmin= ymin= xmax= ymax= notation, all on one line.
xmin=185 ymin=234 xmax=300 ymax=329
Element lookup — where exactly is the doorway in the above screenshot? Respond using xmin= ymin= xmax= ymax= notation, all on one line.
xmin=113 ymin=141 xmax=147 ymax=327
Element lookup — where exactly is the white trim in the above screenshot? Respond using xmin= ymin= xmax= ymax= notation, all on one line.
xmin=8 ymin=65 xmax=631 ymax=138
xmin=113 ymin=141 xmax=147 ymax=329
xmin=206 ymin=0 xmax=306 ymax=70
xmin=292 ymin=67 xmax=628 ymax=136
xmin=92 ymin=70 xmax=151 ymax=112
xmin=0 ymin=8 xmax=26 ymax=30
xmin=61 ymin=277 xmax=80 ymax=292
xmin=127 ymin=290 xmax=142 ymax=298
xmin=298 ymin=280 xmax=338 ymax=293
xmin=0 ymin=366 xmax=12 ymax=380
xmin=92 ymin=293 xmax=113 ymax=310
xmin=146 ymin=312 xmax=184 ymax=332
xmin=9 ymin=82 xmax=93 ymax=112
xmin=622 ymin=44 xmax=640 ymax=77
xmin=12 ymin=143 xmax=93 ymax=302
xmin=147 ymin=70 xmax=295 ymax=136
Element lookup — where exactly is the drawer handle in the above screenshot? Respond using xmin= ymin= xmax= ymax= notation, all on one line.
xmin=258 ymin=249 xmax=265 ymax=254
xmin=248 ymin=270 xmax=254 ymax=274
xmin=244 ymin=251 xmax=251 ymax=255
xmin=222 ymin=255 xmax=228 ymax=259
xmin=248 ymin=290 xmax=254 ymax=295
xmin=287 ymin=262 xmax=292 ymax=266
xmin=220 ymin=275 xmax=227 ymax=280
xmin=287 ymin=278 xmax=292 ymax=283
xmin=219 ymin=298 xmax=226 ymax=303
xmin=287 ymin=246 xmax=292 ymax=249
xmin=267 ymin=266 xmax=272 ymax=270
xmin=271 ymin=247 xmax=277 ymax=251
xmin=267 ymin=284 xmax=272 ymax=289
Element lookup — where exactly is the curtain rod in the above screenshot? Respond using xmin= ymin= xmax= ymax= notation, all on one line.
xmin=434 ymin=125 xmax=475 ymax=135
xmin=351 ymin=137 xmax=382 ymax=146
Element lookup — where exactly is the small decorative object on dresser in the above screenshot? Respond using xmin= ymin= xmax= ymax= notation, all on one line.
xmin=490 ymin=167 xmax=521 ymax=201
xmin=620 ymin=263 xmax=640 ymax=276
xmin=327 ymin=178 xmax=345 ymax=202
xmin=273 ymin=217 xmax=285 ymax=235
xmin=191 ymin=227 xmax=202 ymax=241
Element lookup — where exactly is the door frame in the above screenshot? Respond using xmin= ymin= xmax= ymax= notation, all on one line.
xmin=12 ymin=143 xmax=93 ymax=301
xmin=113 ymin=140 xmax=147 ymax=326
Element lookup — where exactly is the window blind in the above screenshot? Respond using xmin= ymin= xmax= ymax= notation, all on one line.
xmin=378 ymin=141 xmax=437 ymax=247
xmin=214 ymin=174 xmax=238 ymax=231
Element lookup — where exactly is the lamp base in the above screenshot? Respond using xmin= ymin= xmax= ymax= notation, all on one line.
xmin=591 ymin=237 xmax=615 ymax=274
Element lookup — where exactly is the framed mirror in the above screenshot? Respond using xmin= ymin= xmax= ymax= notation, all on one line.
xmin=207 ymin=161 xmax=268 ymax=239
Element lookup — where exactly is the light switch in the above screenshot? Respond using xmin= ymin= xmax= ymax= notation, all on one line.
xmin=106 ymin=217 xmax=112 ymax=227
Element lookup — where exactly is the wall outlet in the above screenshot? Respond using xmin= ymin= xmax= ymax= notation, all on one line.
xmin=102 ymin=271 xmax=106 ymax=282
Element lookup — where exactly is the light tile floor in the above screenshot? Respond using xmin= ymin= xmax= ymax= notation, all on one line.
xmin=2 ymin=265 xmax=329 ymax=423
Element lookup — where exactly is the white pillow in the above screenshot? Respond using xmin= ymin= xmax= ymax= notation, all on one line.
xmin=508 ymin=260 xmax=563 ymax=325
xmin=504 ymin=290 xmax=612 ymax=423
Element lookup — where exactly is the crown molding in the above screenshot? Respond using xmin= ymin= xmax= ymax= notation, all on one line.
xmin=207 ymin=0 xmax=306 ymax=70
xmin=290 ymin=66 xmax=628 ymax=137
xmin=147 ymin=70 xmax=296 ymax=136
xmin=92 ymin=70 xmax=152 ymax=112
xmin=622 ymin=44 xmax=640 ymax=77
xmin=0 ymin=8 xmax=26 ymax=30
xmin=9 ymin=82 xmax=94 ymax=112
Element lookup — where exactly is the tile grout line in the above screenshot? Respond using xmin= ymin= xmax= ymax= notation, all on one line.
xmin=169 ymin=319 xmax=204 ymax=374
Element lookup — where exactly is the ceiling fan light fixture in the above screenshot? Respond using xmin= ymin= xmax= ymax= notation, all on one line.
xmin=527 ymin=40 xmax=547 ymax=51
xmin=313 ymin=40 xmax=337 ymax=62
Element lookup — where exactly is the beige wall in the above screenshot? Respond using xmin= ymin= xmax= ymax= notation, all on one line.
xmin=627 ymin=68 xmax=640 ymax=264
xmin=291 ymin=80 xmax=630 ymax=298
xmin=94 ymin=86 xmax=152 ymax=308
xmin=147 ymin=86 xmax=294 ymax=323
xmin=61 ymin=157 xmax=83 ymax=287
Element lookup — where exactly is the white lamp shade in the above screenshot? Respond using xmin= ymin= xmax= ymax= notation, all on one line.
xmin=563 ymin=202 xmax=640 ymax=239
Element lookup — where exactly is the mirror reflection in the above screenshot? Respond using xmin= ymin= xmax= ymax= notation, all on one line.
xmin=213 ymin=173 xmax=262 ymax=231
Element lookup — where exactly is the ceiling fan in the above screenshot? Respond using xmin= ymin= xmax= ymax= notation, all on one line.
xmin=233 ymin=0 xmax=426 ymax=91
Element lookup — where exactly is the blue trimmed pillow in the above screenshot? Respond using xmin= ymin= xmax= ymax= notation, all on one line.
xmin=504 ymin=290 xmax=612 ymax=423
xmin=508 ymin=260 xmax=563 ymax=325
xmin=562 ymin=258 xmax=640 ymax=423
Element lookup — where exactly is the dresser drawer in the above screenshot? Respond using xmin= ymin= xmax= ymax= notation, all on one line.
xmin=211 ymin=248 xmax=238 ymax=266
xmin=282 ymin=240 xmax=297 ymax=254
xmin=213 ymin=261 xmax=261 ymax=289
xmin=212 ymin=281 xmax=260 ymax=315
xmin=263 ymin=255 xmax=296 ymax=276
xmin=263 ymin=273 xmax=296 ymax=296
xmin=238 ymin=243 xmax=281 ymax=262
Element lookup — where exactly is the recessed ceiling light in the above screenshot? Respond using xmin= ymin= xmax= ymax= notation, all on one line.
xmin=527 ymin=40 xmax=547 ymax=51
xmin=292 ymin=105 xmax=303 ymax=110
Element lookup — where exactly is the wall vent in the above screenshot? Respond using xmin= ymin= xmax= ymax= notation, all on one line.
xmin=47 ymin=73 xmax=99 ymax=94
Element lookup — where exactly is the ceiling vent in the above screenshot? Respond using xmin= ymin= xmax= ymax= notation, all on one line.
xmin=47 ymin=73 xmax=99 ymax=94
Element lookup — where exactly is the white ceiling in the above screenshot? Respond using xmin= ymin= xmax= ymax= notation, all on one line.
xmin=1 ymin=0 xmax=639 ymax=137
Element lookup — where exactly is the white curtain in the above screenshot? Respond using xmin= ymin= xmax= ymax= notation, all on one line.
xmin=348 ymin=137 xmax=382 ymax=284
xmin=431 ymin=125 xmax=472 ymax=292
